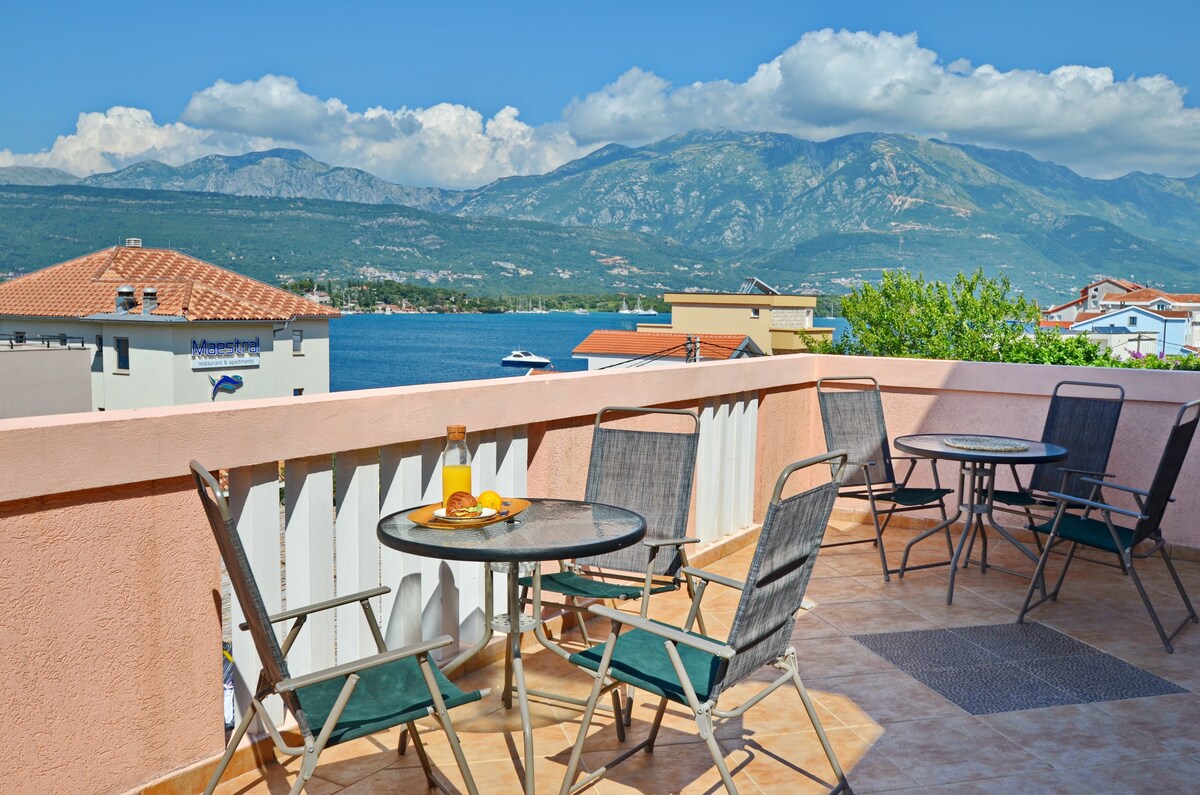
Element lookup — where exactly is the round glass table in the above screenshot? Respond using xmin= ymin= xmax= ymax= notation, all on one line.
xmin=892 ymin=434 xmax=1068 ymax=605
xmin=378 ymin=498 xmax=646 ymax=795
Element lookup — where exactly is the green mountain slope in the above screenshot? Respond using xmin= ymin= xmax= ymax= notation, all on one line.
xmin=79 ymin=149 xmax=458 ymax=212
xmin=0 ymin=185 xmax=718 ymax=294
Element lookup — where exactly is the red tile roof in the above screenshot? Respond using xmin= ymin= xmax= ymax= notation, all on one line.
xmin=573 ymin=330 xmax=755 ymax=359
xmin=1101 ymin=288 xmax=1200 ymax=304
xmin=0 ymin=246 xmax=340 ymax=321
xmin=1039 ymin=320 xmax=1074 ymax=329
xmin=1042 ymin=295 xmax=1085 ymax=314
xmin=1082 ymin=277 xmax=1143 ymax=296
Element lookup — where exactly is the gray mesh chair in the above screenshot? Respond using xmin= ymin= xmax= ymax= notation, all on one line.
xmin=557 ymin=451 xmax=850 ymax=795
xmin=526 ymin=406 xmax=703 ymax=648
xmin=1017 ymin=400 xmax=1200 ymax=652
xmin=990 ymin=380 xmax=1125 ymax=520
xmin=817 ymin=376 xmax=951 ymax=579
xmin=193 ymin=462 xmax=484 ymax=795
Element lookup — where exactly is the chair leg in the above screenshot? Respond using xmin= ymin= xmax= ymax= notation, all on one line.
xmin=645 ymin=696 xmax=669 ymax=752
xmin=867 ymin=501 xmax=891 ymax=581
xmin=1018 ymin=535 xmax=1060 ymax=623
xmin=1159 ymin=547 xmax=1199 ymax=624
xmin=1125 ymin=553 xmax=1181 ymax=653
xmin=698 ymin=710 xmax=738 ymax=794
xmin=203 ymin=704 xmax=256 ymax=795
xmin=398 ymin=725 xmax=409 ymax=755
xmin=289 ymin=752 xmax=318 ymax=795
xmin=559 ymin=670 xmax=608 ymax=795
xmin=610 ymin=688 xmax=627 ymax=742
xmin=789 ymin=652 xmax=848 ymax=792
xmin=406 ymin=722 xmax=438 ymax=789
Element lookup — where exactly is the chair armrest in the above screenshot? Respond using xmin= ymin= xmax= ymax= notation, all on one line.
xmin=643 ymin=537 xmax=700 ymax=548
xmin=277 ymin=635 xmax=452 ymax=692
xmin=1046 ymin=491 xmax=1146 ymax=520
xmin=1078 ymin=477 xmax=1168 ymax=501
xmin=890 ymin=455 xmax=927 ymax=461
xmin=680 ymin=566 xmax=745 ymax=592
xmin=241 ymin=586 xmax=391 ymax=631
xmin=587 ymin=605 xmax=735 ymax=659
xmin=1059 ymin=468 xmax=1113 ymax=478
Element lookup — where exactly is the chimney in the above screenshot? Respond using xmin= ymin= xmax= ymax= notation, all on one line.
xmin=125 ymin=237 xmax=142 ymax=248
xmin=142 ymin=287 xmax=158 ymax=314
xmin=116 ymin=285 xmax=136 ymax=314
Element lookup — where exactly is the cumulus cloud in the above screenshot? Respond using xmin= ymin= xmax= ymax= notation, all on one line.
xmin=3 ymin=32 xmax=1200 ymax=185
xmin=565 ymin=29 xmax=1200 ymax=178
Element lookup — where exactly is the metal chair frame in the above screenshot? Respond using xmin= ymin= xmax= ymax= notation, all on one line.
xmin=193 ymin=462 xmax=483 ymax=795
xmin=1017 ymin=400 xmax=1200 ymax=653
xmin=557 ymin=451 xmax=851 ymax=795
xmin=816 ymin=376 xmax=952 ymax=579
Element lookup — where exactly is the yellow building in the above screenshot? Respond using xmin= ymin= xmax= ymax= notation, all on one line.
xmin=638 ymin=278 xmax=834 ymax=354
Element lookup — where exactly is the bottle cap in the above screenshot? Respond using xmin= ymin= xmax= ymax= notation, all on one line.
xmin=446 ymin=424 xmax=466 ymax=440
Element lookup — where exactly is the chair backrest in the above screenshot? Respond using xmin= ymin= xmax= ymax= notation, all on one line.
xmin=713 ymin=451 xmax=846 ymax=699
xmin=191 ymin=461 xmax=311 ymax=735
xmin=576 ymin=407 xmax=699 ymax=576
xmin=817 ymin=377 xmax=894 ymax=487
xmin=1029 ymin=381 xmax=1124 ymax=496
xmin=1134 ymin=400 xmax=1200 ymax=544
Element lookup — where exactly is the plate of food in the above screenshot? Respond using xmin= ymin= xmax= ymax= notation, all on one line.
xmin=434 ymin=506 xmax=498 ymax=521
xmin=406 ymin=492 xmax=532 ymax=529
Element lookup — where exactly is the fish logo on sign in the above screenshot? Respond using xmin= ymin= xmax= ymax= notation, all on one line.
xmin=209 ymin=374 xmax=244 ymax=401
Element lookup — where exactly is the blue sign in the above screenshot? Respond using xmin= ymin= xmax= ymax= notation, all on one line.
xmin=209 ymin=374 xmax=244 ymax=401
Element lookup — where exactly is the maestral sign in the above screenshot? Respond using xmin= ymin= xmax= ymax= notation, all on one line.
xmin=190 ymin=337 xmax=261 ymax=370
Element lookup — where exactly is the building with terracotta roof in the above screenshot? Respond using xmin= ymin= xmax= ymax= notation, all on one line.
xmin=1041 ymin=277 xmax=1145 ymax=323
xmin=0 ymin=241 xmax=340 ymax=411
xmin=572 ymin=330 xmax=763 ymax=370
xmin=635 ymin=278 xmax=834 ymax=354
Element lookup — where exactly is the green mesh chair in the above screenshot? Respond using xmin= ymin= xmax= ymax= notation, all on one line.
xmin=525 ymin=406 xmax=703 ymax=648
xmin=193 ymin=462 xmax=484 ymax=795
xmin=1017 ymin=400 xmax=1200 ymax=652
xmin=817 ymin=376 xmax=951 ymax=579
xmin=557 ymin=451 xmax=850 ymax=795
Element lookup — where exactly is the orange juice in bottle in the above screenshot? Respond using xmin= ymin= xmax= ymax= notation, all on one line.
xmin=441 ymin=425 xmax=472 ymax=506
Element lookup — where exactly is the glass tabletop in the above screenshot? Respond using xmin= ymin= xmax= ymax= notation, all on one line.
xmin=894 ymin=433 xmax=1068 ymax=464
xmin=377 ymin=498 xmax=647 ymax=563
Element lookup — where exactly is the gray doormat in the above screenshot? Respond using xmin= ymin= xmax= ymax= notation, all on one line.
xmin=852 ymin=623 xmax=1185 ymax=715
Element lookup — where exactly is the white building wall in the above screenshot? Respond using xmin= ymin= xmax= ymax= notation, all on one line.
xmin=0 ymin=316 xmax=331 ymax=410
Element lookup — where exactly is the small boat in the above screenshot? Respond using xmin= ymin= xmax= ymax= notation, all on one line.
xmin=618 ymin=298 xmax=633 ymax=314
xmin=632 ymin=297 xmax=658 ymax=315
xmin=574 ymin=307 xmax=589 ymax=315
xmin=501 ymin=350 xmax=551 ymax=368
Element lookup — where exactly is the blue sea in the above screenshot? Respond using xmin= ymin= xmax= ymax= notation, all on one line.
xmin=329 ymin=312 xmax=847 ymax=391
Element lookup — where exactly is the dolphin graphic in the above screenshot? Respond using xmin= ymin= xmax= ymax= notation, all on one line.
xmin=209 ymin=374 xmax=244 ymax=401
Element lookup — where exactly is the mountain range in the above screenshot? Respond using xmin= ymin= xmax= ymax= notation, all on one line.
xmin=3 ymin=130 xmax=1200 ymax=298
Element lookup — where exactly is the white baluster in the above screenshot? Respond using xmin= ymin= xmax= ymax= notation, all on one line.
xmin=283 ymin=455 xmax=335 ymax=676
xmin=335 ymin=448 xmax=381 ymax=663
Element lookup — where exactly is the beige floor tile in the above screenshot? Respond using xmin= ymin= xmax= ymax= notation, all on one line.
xmin=980 ymin=703 xmax=1174 ymax=769
xmin=804 ymin=576 xmax=889 ymax=605
xmin=1054 ymin=753 xmax=1200 ymax=794
xmin=812 ymin=599 xmax=939 ymax=635
xmin=790 ymin=634 xmax=897 ymax=680
xmin=735 ymin=727 xmax=901 ymax=794
xmin=582 ymin=736 xmax=763 ymax=794
xmin=212 ymin=763 xmax=342 ymax=795
xmin=858 ymin=716 xmax=1053 ymax=786
xmin=790 ymin=610 xmax=844 ymax=641
xmin=810 ymin=670 xmax=967 ymax=726
xmin=1093 ymin=692 xmax=1200 ymax=755
xmin=900 ymin=590 xmax=1020 ymax=628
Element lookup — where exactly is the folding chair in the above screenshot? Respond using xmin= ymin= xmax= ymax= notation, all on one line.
xmin=817 ymin=376 xmax=951 ymax=579
xmin=1017 ymin=400 xmax=1200 ymax=652
xmin=558 ymin=451 xmax=851 ymax=795
xmin=193 ymin=461 xmax=484 ymax=795
xmin=526 ymin=406 xmax=704 ymax=646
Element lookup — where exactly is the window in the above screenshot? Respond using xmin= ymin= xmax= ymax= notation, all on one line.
xmin=750 ymin=308 xmax=761 ymax=319
xmin=13 ymin=331 xmax=25 ymax=344
xmin=293 ymin=388 xmax=304 ymax=396
xmin=1129 ymin=316 xmax=1137 ymax=327
xmin=1156 ymin=302 xmax=1169 ymax=310
xmin=292 ymin=329 xmax=304 ymax=354
xmin=92 ymin=335 xmax=104 ymax=373
xmin=115 ymin=337 xmax=130 ymax=371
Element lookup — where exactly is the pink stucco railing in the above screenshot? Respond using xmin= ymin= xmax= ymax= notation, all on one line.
xmin=1 ymin=354 xmax=1197 ymax=794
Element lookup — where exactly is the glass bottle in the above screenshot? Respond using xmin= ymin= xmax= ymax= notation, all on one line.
xmin=441 ymin=424 xmax=472 ymax=506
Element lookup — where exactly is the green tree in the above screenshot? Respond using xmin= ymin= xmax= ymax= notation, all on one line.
xmin=811 ymin=268 xmax=1119 ymax=366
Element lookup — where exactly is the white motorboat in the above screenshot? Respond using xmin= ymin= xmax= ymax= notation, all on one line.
xmin=501 ymin=350 xmax=552 ymax=368
xmin=574 ymin=307 xmax=589 ymax=315
xmin=618 ymin=298 xmax=633 ymax=314
xmin=632 ymin=296 xmax=658 ymax=315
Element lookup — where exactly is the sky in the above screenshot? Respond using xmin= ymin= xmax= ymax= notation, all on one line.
xmin=2 ymin=0 xmax=1200 ymax=188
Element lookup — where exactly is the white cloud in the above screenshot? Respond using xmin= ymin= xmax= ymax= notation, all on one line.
xmin=565 ymin=29 xmax=1200 ymax=178
xmin=3 ymin=32 xmax=1200 ymax=185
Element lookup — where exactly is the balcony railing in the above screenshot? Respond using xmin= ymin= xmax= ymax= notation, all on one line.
xmin=1 ymin=353 xmax=1198 ymax=794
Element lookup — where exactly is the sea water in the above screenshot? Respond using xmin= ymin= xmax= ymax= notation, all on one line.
xmin=329 ymin=312 xmax=847 ymax=391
